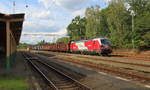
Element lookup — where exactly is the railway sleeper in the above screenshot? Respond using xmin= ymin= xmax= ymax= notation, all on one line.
xmin=58 ymin=87 xmax=79 ymax=90
xmin=57 ymin=84 xmax=77 ymax=89
xmin=53 ymin=80 xmax=74 ymax=84
xmin=23 ymin=52 xmax=92 ymax=90
xmin=55 ymin=82 xmax=77 ymax=88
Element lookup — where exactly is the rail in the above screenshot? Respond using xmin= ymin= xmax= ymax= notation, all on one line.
xmin=22 ymin=52 xmax=92 ymax=90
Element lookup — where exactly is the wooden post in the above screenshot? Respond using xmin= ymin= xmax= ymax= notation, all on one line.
xmin=6 ymin=21 xmax=10 ymax=72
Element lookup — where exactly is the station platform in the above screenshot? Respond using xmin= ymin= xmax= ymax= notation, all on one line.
xmin=0 ymin=51 xmax=26 ymax=75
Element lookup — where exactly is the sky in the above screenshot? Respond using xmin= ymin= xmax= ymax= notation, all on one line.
xmin=0 ymin=0 xmax=110 ymax=44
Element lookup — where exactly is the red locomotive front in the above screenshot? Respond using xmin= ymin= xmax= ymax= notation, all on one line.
xmin=70 ymin=38 xmax=112 ymax=55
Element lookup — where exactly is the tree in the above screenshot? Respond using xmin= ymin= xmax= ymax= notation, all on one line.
xmin=127 ymin=0 xmax=150 ymax=48
xmin=36 ymin=40 xmax=47 ymax=45
xmin=17 ymin=43 xmax=31 ymax=49
xmin=127 ymin=0 xmax=150 ymax=16
xmin=56 ymin=37 xmax=70 ymax=44
xmin=67 ymin=16 xmax=86 ymax=40
xmin=106 ymin=1 xmax=132 ymax=48
xmin=98 ymin=8 xmax=110 ymax=37
xmin=85 ymin=5 xmax=101 ymax=39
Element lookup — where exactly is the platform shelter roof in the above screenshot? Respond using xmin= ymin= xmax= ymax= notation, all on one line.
xmin=0 ymin=13 xmax=25 ymax=45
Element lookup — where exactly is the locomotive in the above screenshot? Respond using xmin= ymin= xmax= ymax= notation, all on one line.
xmin=31 ymin=38 xmax=112 ymax=56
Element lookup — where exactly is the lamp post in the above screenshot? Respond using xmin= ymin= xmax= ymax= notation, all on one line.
xmin=131 ymin=10 xmax=135 ymax=49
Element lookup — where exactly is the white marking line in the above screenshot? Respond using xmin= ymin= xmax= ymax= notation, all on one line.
xmin=98 ymin=72 xmax=107 ymax=75
xmin=98 ymin=71 xmax=150 ymax=89
xmin=144 ymin=85 xmax=150 ymax=88
xmin=98 ymin=72 xmax=130 ymax=81
xmin=115 ymin=76 xmax=130 ymax=81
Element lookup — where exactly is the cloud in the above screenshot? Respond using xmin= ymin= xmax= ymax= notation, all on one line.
xmin=21 ymin=28 xmax=67 ymax=44
xmin=0 ymin=3 xmax=11 ymax=14
xmin=23 ymin=8 xmax=69 ymax=33
xmin=71 ymin=8 xmax=86 ymax=17
xmin=38 ymin=0 xmax=91 ymax=11
xmin=23 ymin=20 xmax=56 ymax=32
xmin=55 ymin=0 xmax=90 ymax=11
xmin=22 ymin=28 xmax=67 ymax=36
xmin=38 ymin=0 xmax=54 ymax=8
xmin=31 ymin=10 xmax=53 ymax=19
xmin=102 ymin=0 xmax=112 ymax=3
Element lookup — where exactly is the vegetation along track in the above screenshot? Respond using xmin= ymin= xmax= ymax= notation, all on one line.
xmin=22 ymin=52 xmax=92 ymax=90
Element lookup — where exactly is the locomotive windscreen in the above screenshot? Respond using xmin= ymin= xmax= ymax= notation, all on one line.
xmin=101 ymin=39 xmax=111 ymax=45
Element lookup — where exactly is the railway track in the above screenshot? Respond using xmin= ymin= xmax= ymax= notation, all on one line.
xmin=76 ymin=56 xmax=150 ymax=67
xmin=36 ymin=50 xmax=150 ymax=61
xmin=55 ymin=58 xmax=150 ymax=82
xmin=34 ymin=52 xmax=150 ymax=83
xmin=37 ymin=52 xmax=150 ymax=68
xmin=22 ymin=52 xmax=91 ymax=90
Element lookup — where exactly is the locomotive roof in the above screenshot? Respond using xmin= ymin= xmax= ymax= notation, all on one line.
xmin=76 ymin=40 xmax=88 ymax=42
xmin=71 ymin=40 xmax=88 ymax=43
xmin=93 ymin=38 xmax=108 ymax=40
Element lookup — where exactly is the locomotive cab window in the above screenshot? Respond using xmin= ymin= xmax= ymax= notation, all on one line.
xmin=101 ymin=39 xmax=111 ymax=45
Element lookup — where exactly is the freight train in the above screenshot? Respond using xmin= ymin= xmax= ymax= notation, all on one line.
xmin=31 ymin=38 xmax=112 ymax=56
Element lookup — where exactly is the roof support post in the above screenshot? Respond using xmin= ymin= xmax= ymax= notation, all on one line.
xmin=6 ymin=21 xmax=11 ymax=72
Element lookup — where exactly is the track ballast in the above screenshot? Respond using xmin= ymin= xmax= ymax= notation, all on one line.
xmin=22 ymin=52 xmax=91 ymax=90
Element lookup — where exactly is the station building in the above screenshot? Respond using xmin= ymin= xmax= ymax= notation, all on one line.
xmin=0 ymin=13 xmax=24 ymax=71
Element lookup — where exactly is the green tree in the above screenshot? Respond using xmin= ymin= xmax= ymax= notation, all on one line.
xmin=67 ymin=16 xmax=86 ymax=40
xmin=85 ymin=5 xmax=101 ymax=39
xmin=98 ymin=8 xmax=110 ymax=37
xmin=127 ymin=0 xmax=150 ymax=48
xmin=17 ymin=43 xmax=30 ymax=49
xmin=56 ymin=37 xmax=70 ymax=44
xmin=36 ymin=40 xmax=47 ymax=45
xmin=106 ymin=1 xmax=132 ymax=48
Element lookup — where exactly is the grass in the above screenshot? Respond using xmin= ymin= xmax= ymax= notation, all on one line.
xmin=0 ymin=76 xmax=28 ymax=90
